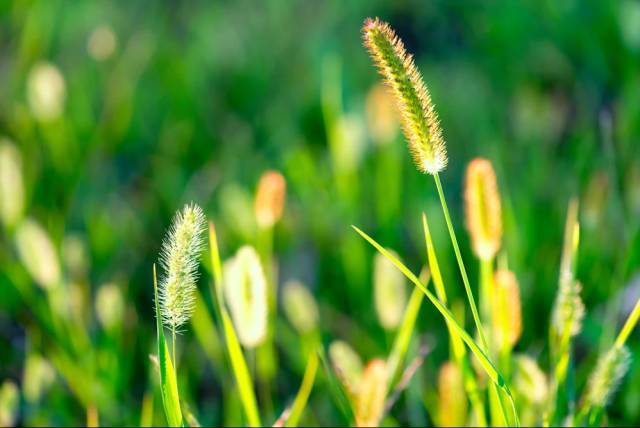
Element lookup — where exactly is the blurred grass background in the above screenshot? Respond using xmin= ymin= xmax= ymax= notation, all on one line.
xmin=1 ymin=0 xmax=640 ymax=425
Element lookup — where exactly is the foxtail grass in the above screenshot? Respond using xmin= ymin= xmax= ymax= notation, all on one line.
xmin=362 ymin=17 xmax=518 ymax=426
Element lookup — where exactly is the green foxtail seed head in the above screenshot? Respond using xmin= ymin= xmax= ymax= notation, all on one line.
xmin=22 ymin=354 xmax=55 ymax=403
xmin=362 ymin=17 xmax=447 ymax=174
xmin=464 ymin=158 xmax=502 ymax=260
xmin=373 ymin=250 xmax=407 ymax=330
xmin=158 ymin=203 xmax=206 ymax=331
xmin=438 ymin=361 xmax=468 ymax=427
xmin=95 ymin=282 xmax=125 ymax=332
xmin=14 ymin=218 xmax=61 ymax=289
xmin=355 ymin=359 xmax=388 ymax=428
xmin=0 ymin=139 xmax=25 ymax=228
xmin=329 ymin=340 xmax=364 ymax=398
xmin=282 ymin=280 xmax=319 ymax=335
xmin=27 ymin=62 xmax=66 ymax=122
xmin=254 ymin=170 xmax=286 ymax=229
xmin=583 ymin=346 xmax=631 ymax=409
xmin=223 ymin=245 xmax=268 ymax=347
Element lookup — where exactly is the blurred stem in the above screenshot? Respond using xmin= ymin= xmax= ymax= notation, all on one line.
xmin=480 ymin=257 xmax=494 ymax=352
xmin=172 ymin=326 xmax=176 ymax=371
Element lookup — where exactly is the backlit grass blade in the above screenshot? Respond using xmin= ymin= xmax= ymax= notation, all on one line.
xmin=153 ymin=264 xmax=183 ymax=427
xmin=352 ymin=225 xmax=503 ymax=387
xmin=386 ymin=282 xmax=425 ymax=387
xmin=209 ymin=222 xmax=262 ymax=427
xmin=285 ymin=351 xmax=319 ymax=427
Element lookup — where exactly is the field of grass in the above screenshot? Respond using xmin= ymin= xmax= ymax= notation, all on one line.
xmin=1 ymin=1 xmax=640 ymax=426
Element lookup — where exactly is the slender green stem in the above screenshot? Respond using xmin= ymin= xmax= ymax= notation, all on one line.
xmin=433 ymin=173 xmax=488 ymax=351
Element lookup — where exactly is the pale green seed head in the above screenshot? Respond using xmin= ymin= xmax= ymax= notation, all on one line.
xmin=0 ymin=139 xmax=24 ymax=229
xmin=584 ymin=346 xmax=631 ymax=409
xmin=513 ymin=354 xmax=548 ymax=405
xmin=373 ymin=250 xmax=406 ymax=330
xmin=329 ymin=340 xmax=364 ymax=397
xmin=14 ymin=218 xmax=61 ymax=289
xmin=282 ymin=280 xmax=319 ymax=335
xmin=158 ymin=203 xmax=206 ymax=330
xmin=223 ymin=245 xmax=268 ymax=348
xmin=96 ymin=282 xmax=125 ymax=331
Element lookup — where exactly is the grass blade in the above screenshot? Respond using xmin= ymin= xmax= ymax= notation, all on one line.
xmin=209 ymin=222 xmax=262 ymax=427
xmin=285 ymin=351 xmax=319 ymax=427
xmin=153 ymin=264 xmax=183 ymax=427
xmin=318 ymin=346 xmax=355 ymax=424
xmin=352 ymin=225 xmax=504 ymax=388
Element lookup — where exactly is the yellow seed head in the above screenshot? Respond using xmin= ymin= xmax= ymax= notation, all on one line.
xmin=464 ymin=158 xmax=502 ymax=260
xmin=255 ymin=170 xmax=286 ymax=228
xmin=362 ymin=18 xmax=447 ymax=174
xmin=158 ymin=203 xmax=206 ymax=331
xmin=355 ymin=359 xmax=388 ymax=428
xmin=492 ymin=269 xmax=522 ymax=348
xmin=223 ymin=245 xmax=268 ymax=348
xmin=365 ymin=83 xmax=399 ymax=145
xmin=0 ymin=381 xmax=19 ymax=427
xmin=438 ymin=361 xmax=468 ymax=427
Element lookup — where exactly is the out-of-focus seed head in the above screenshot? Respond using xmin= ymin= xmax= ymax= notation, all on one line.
xmin=223 ymin=245 xmax=268 ymax=347
xmin=96 ymin=282 xmax=125 ymax=331
xmin=362 ymin=18 xmax=447 ymax=175
xmin=551 ymin=279 xmax=585 ymax=339
xmin=329 ymin=340 xmax=363 ymax=398
xmin=0 ymin=139 xmax=25 ymax=229
xmin=373 ymin=250 xmax=406 ymax=330
xmin=464 ymin=158 xmax=502 ymax=260
xmin=365 ymin=83 xmax=399 ymax=145
xmin=87 ymin=25 xmax=117 ymax=61
xmin=492 ymin=269 xmax=522 ymax=348
xmin=282 ymin=280 xmax=319 ymax=335
xmin=513 ymin=354 xmax=548 ymax=405
xmin=584 ymin=346 xmax=631 ymax=410
xmin=355 ymin=359 xmax=388 ymax=428
xmin=255 ymin=170 xmax=286 ymax=229
xmin=158 ymin=203 xmax=206 ymax=331
xmin=27 ymin=62 xmax=66 ymax=122
xmin=438 ymin=361 xmax=468 ymax=427
xmin=0 ymin=381 xmax=19 ymax=427
xmin=23 ymin=354 xmax=55 ymax=403
xmin=14 ymin=218 xmax=61 ymax=289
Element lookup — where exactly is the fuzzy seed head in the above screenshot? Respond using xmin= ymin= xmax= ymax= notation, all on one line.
xmin=0 ymin=139 xmax=25 ymax=229
xmin=373 ymin=250 xmax=407 ymax=330
xmin=513 ymin=354 xmax=548 ymax=405
xmin=438 ymin=361 xmax=468 ymax=427
xmin=584 ymin=346 xmax=631 ymax=409
xmin=329 ymin=340 xmax=364 ymax=398
xmin=355 ymin=359 xmax=388 ymax=428
xmin=464 ymin=158 xmax=502 ymax=260
xmin=362 ymin=17 xmax=447 ymax=175
xmin=158 ymin=203 xmax=206 ymax=331
xmin=255 ymin=170 xmax=286 ymax=228
xmin=552 ymin=278 xmax=585 ymax=338
xmin=282 ymin=280 xmax=319 ymax=335
xmin=223 ymin=245 xmax=268 ymax=348
xmin=14 ymin=218 xmax=61 ymax=289
xmin=492 ymin=269 xmax=522 ymax=348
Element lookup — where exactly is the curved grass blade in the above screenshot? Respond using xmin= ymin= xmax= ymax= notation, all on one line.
xmin=285 ymin=351 xmax=319 ymax=427
xmin=208 ymin=222 xmax=262 ymax=427
xmin=153 ymin=264 xmax=183 ymax=427
xmin=353 ymin=225 xmax=520 ymax=426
